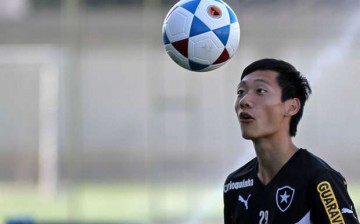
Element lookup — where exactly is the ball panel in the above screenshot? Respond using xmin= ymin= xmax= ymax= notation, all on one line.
xmin=214 ymin=48 xmax=230 ymax=64
xmin=194 ymin=0 xmax=230 ymax=30
xmin=225 ymin=22 xmax=240 ymax=57
xmin=164 ymin=5 xmax=179 ymax=22
xmin=189 ymin=60 xmax=211 ymax=71
xmin=200 ymin=62 xmax=224 ymax=71
xmin=188 ymin=31 xmax=225 ymax=64
xmin=179 ymin=0 xmax=202 ymax=14
xmin=164 ymin=7 xmax=194 ymax=43
xmin=190 ymin=16 xmax=211 ymax=37
xmin=171 ymin=38 xmax=189 ymax=58
xmin=165 ymin=44 xmax=191 ymax=70
xmin=225 ymin=4 xmax=238 ymax=24
xmin=163 ymin=29 xmax=171 ymax=45
xmin=212 ymin=24 xmax=230 ymax=46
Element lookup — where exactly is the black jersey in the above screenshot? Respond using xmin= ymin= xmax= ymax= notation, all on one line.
xmin=223 ymin=149 xmax=359 ymax=224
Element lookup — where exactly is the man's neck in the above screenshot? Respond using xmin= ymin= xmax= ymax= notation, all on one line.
xmin=253 ymin=134 xmax=298 ymax=186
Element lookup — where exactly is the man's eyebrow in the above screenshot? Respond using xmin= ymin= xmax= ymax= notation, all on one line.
xmin=238 ymin=78 xmax=271 ymax=87
xmin=254 ymin=78 xmax=271 ymax=85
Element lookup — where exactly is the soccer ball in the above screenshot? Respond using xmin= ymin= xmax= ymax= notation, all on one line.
xmin=162 ymin=0 xmax=240 ymax=72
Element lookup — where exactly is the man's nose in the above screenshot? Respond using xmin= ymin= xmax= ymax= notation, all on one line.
xmin=239 ymin=93 xmax=253 ymax=109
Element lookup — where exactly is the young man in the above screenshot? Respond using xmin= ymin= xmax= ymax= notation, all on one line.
xmin=224 ymin=58 xmax=359 ymax=224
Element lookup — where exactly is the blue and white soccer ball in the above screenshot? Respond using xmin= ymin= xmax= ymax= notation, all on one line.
xmin=162 ymin=0 xmax=240 ymax=72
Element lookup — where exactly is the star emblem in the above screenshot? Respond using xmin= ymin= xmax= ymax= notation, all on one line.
xmin=280 ymin=191 xmax=290 ymax=203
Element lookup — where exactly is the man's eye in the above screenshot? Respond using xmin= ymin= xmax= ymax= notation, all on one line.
xmin=256 ymin=88 xmax=267 ymax=94
xmin=237 ymin=89 xmax=245 ymax=96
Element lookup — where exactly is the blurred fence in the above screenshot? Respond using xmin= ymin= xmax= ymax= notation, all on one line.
xmin=1 ymin=0 xmax=359 ymax=183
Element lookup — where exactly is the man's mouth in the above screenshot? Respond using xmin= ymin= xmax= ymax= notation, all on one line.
xmin=239 ymin=112 xmax=254 ymax=122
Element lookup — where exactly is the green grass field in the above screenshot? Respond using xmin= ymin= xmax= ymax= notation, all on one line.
xmin=0 ymin=182 xmax=224 ymax=224
xmin=1 ymin=182 xmax=359 ymax=224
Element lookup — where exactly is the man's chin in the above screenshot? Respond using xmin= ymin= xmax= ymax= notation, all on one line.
xmin=240 ymin=126 xmax=259 ymax=140
xmin=242 ymin=132 xmax=255 ymax=140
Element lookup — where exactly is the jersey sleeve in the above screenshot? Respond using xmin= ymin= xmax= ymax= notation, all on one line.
xmin=224 ymin=190 xmax=231 ymax=224
xmin=311 ymin=170 xmax=359 ymax=224
xmin=223 ymin=177 xmax=233 ymax=224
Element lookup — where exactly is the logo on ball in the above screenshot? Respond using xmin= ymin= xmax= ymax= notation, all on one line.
xmin=207 ymin=5 xmax=222 ymax=18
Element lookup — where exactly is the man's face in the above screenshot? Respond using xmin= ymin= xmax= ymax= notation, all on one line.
xmin=235 ymin=70 xmax=290 ymax=140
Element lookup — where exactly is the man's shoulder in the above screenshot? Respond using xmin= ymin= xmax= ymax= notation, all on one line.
xmin=297 ymin=149 xmax=344 ymax=179
xmin=225 ymin=157 xmax=257 ymax=182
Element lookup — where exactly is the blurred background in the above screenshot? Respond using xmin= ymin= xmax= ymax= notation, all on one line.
xmin=0 ymin=0 xmax=359 ymax=223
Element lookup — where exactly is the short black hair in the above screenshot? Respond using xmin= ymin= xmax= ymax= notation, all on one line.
xmin=241 ymin=58 xmax=312 ymax=137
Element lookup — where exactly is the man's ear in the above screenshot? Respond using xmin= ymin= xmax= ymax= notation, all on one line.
xmin=285 ymin=98 xmax=300 ymax=116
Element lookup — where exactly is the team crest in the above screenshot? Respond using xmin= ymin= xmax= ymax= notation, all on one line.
xmin=276 ymin=186 xmax=295 ymax=212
